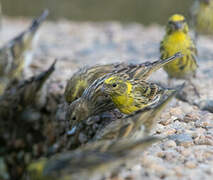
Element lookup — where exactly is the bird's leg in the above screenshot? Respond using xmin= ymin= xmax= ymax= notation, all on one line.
xmin=194 ymin=31 xmax=199 ymax=45
xmin=167 ymin=77 xmax=172 ymax=88
xmin=188 ymin=79 xmax=200 ymax=98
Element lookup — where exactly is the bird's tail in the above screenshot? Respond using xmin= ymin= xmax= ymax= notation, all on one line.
xmin=149 ymin=52 xmax=183 ymax=73
xmin=132 ymin=52 xmax=183 ymax=80
xmin=109 ymin=136 xmax=160 ymax=155
xmin=29 ymin=9 xmax=49 ymax=32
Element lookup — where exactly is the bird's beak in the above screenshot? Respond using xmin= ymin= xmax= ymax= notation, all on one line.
xmin=67 ymin=126 xmax=76 ymax=135
xmin=174 ymin=22 xmax=183 ymax=30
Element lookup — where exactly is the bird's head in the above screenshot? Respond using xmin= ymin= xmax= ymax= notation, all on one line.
xmin=66 ymin=98 xmax=89 ymax=125
xmin=166 ymin=14 xmax=189 ymax=34
xmin=64 ymin=75 xmax=87 ymax=103
xmin=102 ymin=76 xmax=128 ymax=97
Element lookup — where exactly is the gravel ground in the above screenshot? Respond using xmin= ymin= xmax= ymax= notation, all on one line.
xmin=1 ymin=17 xmax=213 ymax=180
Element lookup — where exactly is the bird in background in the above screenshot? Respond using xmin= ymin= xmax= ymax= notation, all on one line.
xmin=0 ymin=2 xmax=2 ymax=30
xmin=160 ymin=14 xmax=199 ymax=96
xmin=190 ymin=0 xmax=213 ymax=38
xmin=0 ymin=10 xmax=49 ymax=95
xmin=0 ymin=60 xmax=56 ymax=120
xmin=27 ymin=136 xmax=159 ymax=180
xmin=64 ymin=52 xmax=182 ymax=104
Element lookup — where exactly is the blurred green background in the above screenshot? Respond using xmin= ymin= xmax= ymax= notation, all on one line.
xmin=1 ymin=0 xmax=193 ymax=25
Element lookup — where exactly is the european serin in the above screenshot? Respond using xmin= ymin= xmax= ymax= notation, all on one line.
xmin=101 ymin=74 xmax=167 ymax=115
xmin=160 ymin=14 xmax=200 ymax=97
xmin=94 ymin=87 xmax=177 ymax=141
xmin=191 ymin=0 xmax=213 ymax=35
xmin=64 ymin=52 xmax=182 ymax=103
xmin=160 ymin=14 xmax=198 ymax=81
xmin=0 ymin=10 xmax=49 ymax=89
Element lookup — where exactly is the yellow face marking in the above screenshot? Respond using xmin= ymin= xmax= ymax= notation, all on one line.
xmin=169 ymin=14 xmax=185 ymax=22
xmin=27 ymin=158 xmax=46 ymax=177
xmin=72 ymin=79 xmax=87 ymax=99
xmin=111 ymin=81 xmax=137 ymax=114
xmin=126 ymin=80 xmax=132 ymax=95
xmin=104 ymin=76 xmax=140 ymax=114
xmin=104 ymin=76 xmax=115 ymax=84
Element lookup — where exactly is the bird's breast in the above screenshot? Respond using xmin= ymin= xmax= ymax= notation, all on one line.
xmin=164 ymin=32 xmax=190 ymax=55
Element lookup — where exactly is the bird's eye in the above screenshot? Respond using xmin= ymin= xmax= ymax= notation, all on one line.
xmin=72 ymin=116 xmax=76 ymax=121
xmin=112 ymin=83 xmax=117 ymax=87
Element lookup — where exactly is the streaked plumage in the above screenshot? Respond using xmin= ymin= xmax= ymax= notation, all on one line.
xmin=64 ymin=53 xmax=182 ymax=103
xmin=27 ymin=137 xmax=159 ymax=180
xmin=66 ymin=54 xmax=182 ymax=127
xmin=101 ymin=74 xmax=168 ymax=114
xmin=94 ymin=87 xmax=177 ymax=141
xmin=66 ymin=86 xmax=179 ymax=148
xmin=160 ymin=14 xmax=198 ymax=79
xmin=66 ymin=74 xmax=169 ymax=128
xmin=66 ymin=75 xmax=114 ymax=127
xmin=0 ymin=10 xmax=48 ymax=95
xmin=0 ymin=60 xmax=56 ymax=120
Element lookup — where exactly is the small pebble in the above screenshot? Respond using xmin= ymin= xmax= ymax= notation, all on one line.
xmin=164 ymin=140 xmax=177 ymax=148
xmin=194 ymin=135 xmax=213 ymax=145
xmin=199 ymin=100 xmax=213 ymax=113
xmin=169 ymin=107 xmax=184 ymax=119
xmin=177 ymin=147 xmax=191 ymax=156
xmin=169 ymin=134 xmax=193 ymax=147
xmin=185 ymin=161 xmax=197 ymax=169
xmin=173 ymin=166 xmax=183 ymax=177
xmin=160 ymin=118 xmax=172 ymax=126
xmin=157 ymin=151 xmax=164 ymax=158
xmin=183 ymin=113 xmax=199 ymax=123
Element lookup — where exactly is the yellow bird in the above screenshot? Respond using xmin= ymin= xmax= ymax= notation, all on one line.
xmin=94 ymin=87 xmax=177 ymax=141
xmin=190 ymin=0 xmax=213 ymax=35
xmin=101 ymin=74 xmax=167 ymax=115
xmin=160 ymin=14 xmax=199 ymax=95
xmin=66 ymin=85 xmax=179 ymax=146
xmin=0 ymin=10 xmax=49 ymax=95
